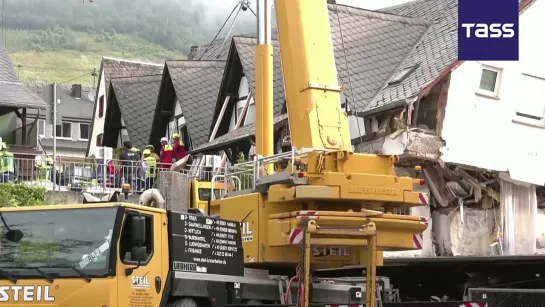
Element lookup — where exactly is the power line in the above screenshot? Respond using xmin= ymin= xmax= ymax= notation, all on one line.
xmin=15 ymin=64 xmax=92 ymax=72
xmin=198 ymin=1 xmax=241 ymax=60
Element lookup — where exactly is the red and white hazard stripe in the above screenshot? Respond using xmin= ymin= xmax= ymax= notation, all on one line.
xmin=418 ymin=192 xmax=429 ymax=205
xmin=459 ymin=303 xmax=487 ymax=307
xmin=288 ymin=228 xmax=304 ymax=244
xmin=413 ymin=233 xmax=424 ymax=249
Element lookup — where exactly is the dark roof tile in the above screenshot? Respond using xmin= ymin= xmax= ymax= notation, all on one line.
xmin=110 ymin=74 xmax=163 ymax=149
xmin=166 ymin=60 xmax=226 ymax=147
xmin=367 ymin=0 xmax=458 ymax=111
xmin=0 ymin=42 xmax=46 ymax=109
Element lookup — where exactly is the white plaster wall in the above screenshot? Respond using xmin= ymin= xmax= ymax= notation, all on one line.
xmin=88 ymin=69 xmax=106 ymax=157
xmin=441 ymin=0 xmax=545 ymax=185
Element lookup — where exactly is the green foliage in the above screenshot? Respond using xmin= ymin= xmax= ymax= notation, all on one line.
xmin=0 ymin=184 xmax=47 ymax=207
xmin=4 ymin=0 xmax=231 ymax=53
xmin=7 ymin=28 xmax=176 ymax=84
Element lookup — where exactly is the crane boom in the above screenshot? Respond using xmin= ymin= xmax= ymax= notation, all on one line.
xmin=274 ymin=0 xmax=352 ymax=151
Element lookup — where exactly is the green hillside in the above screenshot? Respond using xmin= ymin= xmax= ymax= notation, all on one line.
xmin=2 ymin=0 xmax=256 ymax=85
xmin=5 ymin=28 xmax=177 ymax=85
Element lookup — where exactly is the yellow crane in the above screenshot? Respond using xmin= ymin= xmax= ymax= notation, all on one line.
xmin=0 ymin=1 xmax=429 ymax=307
xmin=208 ymin=0 xmax=428 ymax=306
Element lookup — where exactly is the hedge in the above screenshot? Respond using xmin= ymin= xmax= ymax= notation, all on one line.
xmin=0 ymin=184 xmax=47 ymax=207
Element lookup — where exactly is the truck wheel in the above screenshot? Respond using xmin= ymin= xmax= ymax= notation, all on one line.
xmin=168 ymin=297 xmax=198 ymax=307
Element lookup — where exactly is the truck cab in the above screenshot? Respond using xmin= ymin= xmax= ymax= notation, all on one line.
xmin=0 ymin=203 xmax=245 ymax=307
xmin=189 ymin=180 xmax=225 ymax=216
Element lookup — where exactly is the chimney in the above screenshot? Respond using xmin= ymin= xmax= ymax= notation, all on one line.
xmin=72 ymin=84 xmax=82 ymax=99
xmin=188 ymin=46 xmax=199 ymax=60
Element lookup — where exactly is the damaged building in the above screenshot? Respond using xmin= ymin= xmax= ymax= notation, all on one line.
xmin=355 ymin=0 xmax=543 ymax=258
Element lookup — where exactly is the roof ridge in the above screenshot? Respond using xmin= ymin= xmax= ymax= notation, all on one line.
xmin=329 ymin=3 xmax=431 ymax=26
xmin=166 ymin=60 xmax=226 ymax=68
xmin=102 ymin=56 xmax=163 ymax=67
xmin=111 ymin=74 xmax=163 ymax=84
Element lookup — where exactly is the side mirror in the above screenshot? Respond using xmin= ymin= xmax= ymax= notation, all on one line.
xmin=5 ymin=229 xmax=24 ymax=243
xmin=131 ymin=216 xmax=146 ymax=245
xmin=131 ymin=246 xmax=147 ymax=262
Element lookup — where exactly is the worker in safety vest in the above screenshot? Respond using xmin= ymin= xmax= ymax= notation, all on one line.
xmin=159 ymin=137 xmax=174 ymax=169
xmin=0 ymin=142 xmax=15 ymax=183
xmin=142 ymin=149 xmax=157 ymax=190
xmin=145 ymin=145 xmax=160 ymax=161
xmin=131 ymin=146 xmax=142 ymax=161
xmin=172 ymin=133 xmax=187 ymax=161
xmin=35 ymin=157 xmax=53 ymax=183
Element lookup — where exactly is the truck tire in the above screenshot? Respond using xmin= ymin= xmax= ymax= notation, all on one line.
xmin=167 ymin=297 xmax=198 ymax=307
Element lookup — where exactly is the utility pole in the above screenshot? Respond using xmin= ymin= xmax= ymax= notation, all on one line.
xmin=52 ymin=83 xmax=57 ymax=190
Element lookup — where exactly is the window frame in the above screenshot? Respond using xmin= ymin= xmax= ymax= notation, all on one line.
xmin=78 ymin=123 xmax=90 ymax=141
xmin=55 ymin=121 xmax=73 ymax=139
xmin=476 ymin=65 xmax=502 ymax=98
xmin=38 ymin=119 xmax=46 ymax=138
xmin=512 ymin=73 xmax=545 ymax=128
xmin=98 ymin=95 xmax=105 ymax=118
xmin=118 ymin=212 xmax=154 ymax=266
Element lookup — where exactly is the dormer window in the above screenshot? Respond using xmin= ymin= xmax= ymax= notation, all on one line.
xmin=388 ymin=65 xmax=419 ymax=85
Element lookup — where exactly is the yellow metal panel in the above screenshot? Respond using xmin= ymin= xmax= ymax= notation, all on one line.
xmin=0 ymin=278 xmax=117 ymax=306
xmin=215 ymin=193 xmax=261 ymax=263
xmin=274 ymin=0 xmax=352 ymax=151
xmin=255 ymin=44 xmax=274 ymax=174
xmin=116 ymin=209 xmax=167 ymax=307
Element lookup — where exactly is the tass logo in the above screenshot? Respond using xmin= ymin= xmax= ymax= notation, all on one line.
xmin=458 ymin=0 xmax=519 ymax=61
xmin=461 ymin=23 xmax=515 ymax=38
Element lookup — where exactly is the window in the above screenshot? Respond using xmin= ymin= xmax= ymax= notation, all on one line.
xmin=38 ymin=119 xmax=45 ymax=137
xmin=477 ymin=65 xmax=502 ymax=97
xmin=119 ymin=213 xmax=153 ymax=264
xmin=513 ymin=73 xmax=545 ymax=126
xmin=98 ymin=95 xmax=104 ymax=118
xmin=96 ymin=133 xmax=103 ymax=147
xmin=0 ymin=207 xmax=117 ymax=277
xmin=55 ymin=122 xmax=72 ymax=139
xmin=388 ymin=65 xmax=418 ymax=85
xmin=79 ymin=123 xmax=90 ymax=140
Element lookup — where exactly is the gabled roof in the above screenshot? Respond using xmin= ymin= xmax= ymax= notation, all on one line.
xmin=0 ymin=43 xmax=46 ymax=109
xmin=189 ymin=37 xmax=232 ymax=61
xmin=364 ymin=0 xmax=458 ymax=113
xmin=149 ymin=60 xmax=225 ymax=150
xmin=105 ymin=74 xmax=162 ymax=149
xmin=101 ymin=57 xmax=164 ymax=95
xmin=198 ymin=3 xmax=430 ymax=153
xmin=87 ymin=57 xmax=163 ymax=155
xmin=25 ymin=83 xmax=95 ymax=119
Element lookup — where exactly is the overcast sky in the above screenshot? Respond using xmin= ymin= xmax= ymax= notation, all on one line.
xmin=202 ymin=0 xmax=415 ymax=20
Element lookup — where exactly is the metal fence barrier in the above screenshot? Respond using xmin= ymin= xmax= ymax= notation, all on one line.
xmin=0 ymin=154 xmax=242 ymax=194
xmin=469 ymin=288 xmax=545 ymax=307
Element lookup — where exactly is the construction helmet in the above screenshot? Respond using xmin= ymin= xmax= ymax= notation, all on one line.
xmin=172 ymin=133 xmax=180 ymax=139
xmin=0 ymin=142 xmax=6 ymax=150
xmin=143 ymin=149 xmax=151 ymax=156
xmin=46 ymin=157 xmax=53 ymax=164
xmin=146 ymin=144 xmax=155 ymax=151
xmin=160 ymin=137 xmax=168 ymax=143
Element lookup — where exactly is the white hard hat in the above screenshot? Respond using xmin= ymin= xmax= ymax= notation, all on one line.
xmin=160 ymin=137 xmax=168 ymax=142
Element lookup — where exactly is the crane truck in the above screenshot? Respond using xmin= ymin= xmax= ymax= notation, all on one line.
xmin=0 ymin=0 xmax=488 ymax=306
